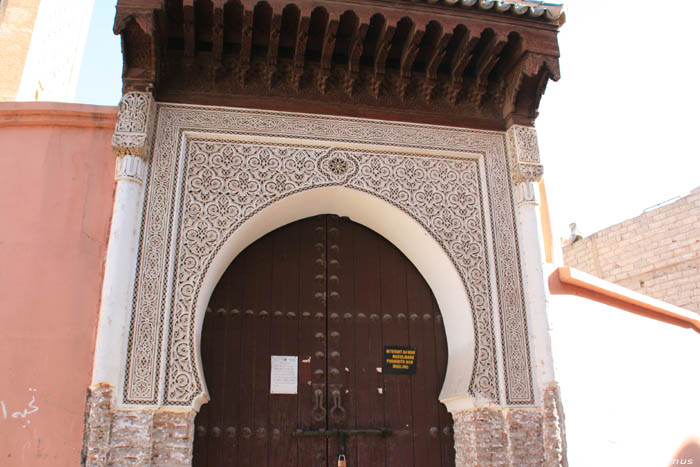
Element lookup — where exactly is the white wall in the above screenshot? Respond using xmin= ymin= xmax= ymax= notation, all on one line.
xmin=549 ymin=294 xmax=700 ymax=466
xmin=16 ymin=0 xmax=94 ymax=102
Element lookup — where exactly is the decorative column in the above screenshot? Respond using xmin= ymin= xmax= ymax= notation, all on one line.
xmin=91 ymin=92 xmax=154 ymax=392
xmin=507 ymin=124 xmax=567 ymax=466
xmin=507 ymin=125 xmax=552 ymax=387
xmin=84 ymin=93 xmax=196 ymax=466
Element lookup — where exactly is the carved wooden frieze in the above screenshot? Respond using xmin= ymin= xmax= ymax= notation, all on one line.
xmin=114 ymin=0 xmax=561 ymax=128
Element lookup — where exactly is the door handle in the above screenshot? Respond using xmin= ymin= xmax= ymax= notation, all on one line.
xmin=311 ymin=388 xmax=326 ymax=422
xmin=329 ymin=388 xmax=346 ymax=423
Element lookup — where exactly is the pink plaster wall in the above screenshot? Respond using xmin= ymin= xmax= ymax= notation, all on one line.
xmin=0 ymin=102 xmax=117 ymax=465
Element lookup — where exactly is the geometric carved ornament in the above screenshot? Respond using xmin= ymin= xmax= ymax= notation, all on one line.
xmin=122 ymin=105 xmax=535 ymax=407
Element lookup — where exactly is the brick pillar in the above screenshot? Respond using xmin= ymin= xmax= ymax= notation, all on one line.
xmin=450 ymin=398 xmax=566 ymax=466
xmin=82 ymin=386 xmax=195 ymax=466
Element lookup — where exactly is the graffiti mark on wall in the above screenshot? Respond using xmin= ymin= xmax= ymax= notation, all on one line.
xmin=1 ymin=388 xmax=39 ymax=428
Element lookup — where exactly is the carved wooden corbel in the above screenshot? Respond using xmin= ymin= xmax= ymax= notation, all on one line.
xmin=397 ymin=26 xmax=423 ymax=101
xmin=468 ymin=31 xmax=506 ymax=108
xmin=317 ymin=19 xmax=339 ymax=94
xmin=423 ymin=33 xmax=451 ymax=103
xmin=371 ymin=25 xmax=395 ymax=98
xmin=211 ymin=1 xmax=225 ymax=72
xmin=447 ymin=31 xmax=479 ymax=105
xmin=116 ymin=11 xmax=158 ymax=92
xmin=344 ymin=24 xmax=368 ymax=96
xmin=507 ymin=53 xmax=560 ymax=124
xmin=239 ymin=10 xmax=253 ymax=86
xmin=265 ymin=14 xmax=283 ymax=89
xmin=291 ymin=16 xmax=310 ymax=91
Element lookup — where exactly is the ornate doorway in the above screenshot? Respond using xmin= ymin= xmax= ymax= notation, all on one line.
xmin=193 ymin=215 xmax=455 ymax=466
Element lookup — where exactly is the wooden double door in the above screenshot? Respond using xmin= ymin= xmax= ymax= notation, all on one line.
xmin=193 ymin=215 xmax=454 ymax=467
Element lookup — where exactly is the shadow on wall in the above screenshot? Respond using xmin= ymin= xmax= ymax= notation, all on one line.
xmin=670 ymin=436 xmax=700 ymax=466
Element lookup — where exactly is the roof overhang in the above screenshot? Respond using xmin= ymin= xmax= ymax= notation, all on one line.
xmin=550 ymin=266 xmax=700 ymax=335
xmin=114 ymin=0 xmax=563 ymax=129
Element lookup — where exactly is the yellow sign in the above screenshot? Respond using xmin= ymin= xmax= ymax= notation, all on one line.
xmin=383 ymin=346 xmax=417 ymax=374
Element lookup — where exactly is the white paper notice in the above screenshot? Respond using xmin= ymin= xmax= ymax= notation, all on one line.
xmin=270 ymin=355 xmax=298 ymax=394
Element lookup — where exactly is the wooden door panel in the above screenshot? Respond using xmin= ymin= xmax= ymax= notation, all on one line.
xmin=221 ymin=260 xmax=243 ymax=466
xmin=407 ymin=263 xmax=444 ymax=466
xmin=326 ymin=216 xmax=357 ymax=464
xmin=193 ymin=215 xmax=454 ymax=467
xmin=268 ymin=220 xmax=300 ymax=467
xmin=344 ymin=220 xmax=387 ymax=467
xmin=297 ymin=216 xmax=328 ymax=467
xmin=435 ymin=302 xmax=456 ymax=464
xmin=377 ymin=232 xmax=414 ymax=467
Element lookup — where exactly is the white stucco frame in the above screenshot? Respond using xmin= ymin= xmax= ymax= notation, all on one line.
xmin=100 ymin=99 xmax=537 ymax=412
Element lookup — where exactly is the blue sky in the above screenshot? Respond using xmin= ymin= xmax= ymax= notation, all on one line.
xmin=74 ymin=0 xmax=700 ymax=240
xmin=74 ymin=0 xmax=121 ymax=106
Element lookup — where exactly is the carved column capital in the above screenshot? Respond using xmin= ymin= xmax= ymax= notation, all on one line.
xmin=115 ymin=154 xmax=147 ymax=185
xmin=514 ymin=181 xmax=538 ymax=207
xmin=112 ymin=92 xmax=156 ymax=160
xmin=506 ymin=125 xmax=543 ymax=185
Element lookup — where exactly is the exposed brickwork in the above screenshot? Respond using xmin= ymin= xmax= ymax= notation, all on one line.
xmin=452 ymin=384 xmax=567 ymax=466
xmin=151 ymin=411 xmax=195 ymax=466
xmin=0 ymin=0 xmax=40 ymax=101
xmin=82 ymin=386 xmax=195 ymax=466
xmin=454 ymin=408 xmax=508 ymax=466
xmin=83 ymin=384 xmax=114 ymax=466
xmin=542 ymin=383 xmax=568 ymax=467
xmin=84 ymin=385 xmax=565 ymax=466
xmin=564 ymin=187 xmax=700 ymax=314
xmin=109 ymin=410 xmax=154 ymax=464
xmin=507 ymin=409 xmax=544 ymax=465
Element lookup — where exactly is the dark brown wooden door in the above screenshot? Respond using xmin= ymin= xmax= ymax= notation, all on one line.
xmin=193 ymin=215 xmax=454 ymax=467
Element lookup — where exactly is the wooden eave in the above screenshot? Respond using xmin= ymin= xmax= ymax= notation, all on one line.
xmin=114 ymin=0 xmax=562 ymax=129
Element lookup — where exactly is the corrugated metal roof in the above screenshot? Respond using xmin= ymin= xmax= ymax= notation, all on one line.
xmin=426 ymin=0 xmax=565 ymax=24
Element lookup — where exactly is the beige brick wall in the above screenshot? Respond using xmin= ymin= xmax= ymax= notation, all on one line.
xmin=0 ymin=0 xmax=41 ymax=101
xmin=563 ymin=187 xmax=700 ymax=314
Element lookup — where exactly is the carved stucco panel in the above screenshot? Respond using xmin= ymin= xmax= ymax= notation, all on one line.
xmin=123 ymin=105 xmax=534 ymax=407
xmin=506 ymin=125 xmax=543 ymax=184
xmin=112 ymin=92 xmax=156 ymax=159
